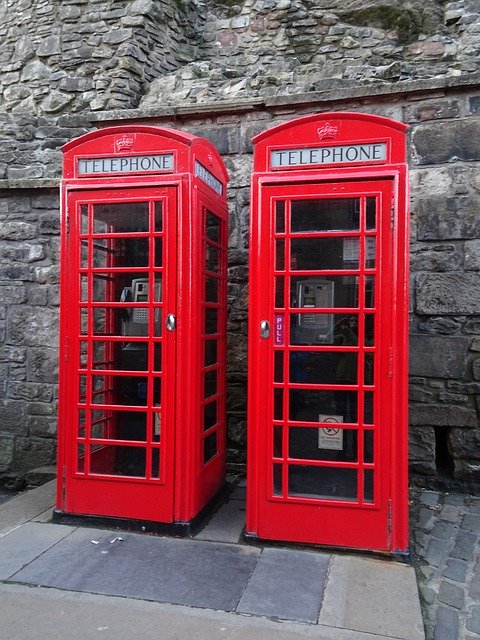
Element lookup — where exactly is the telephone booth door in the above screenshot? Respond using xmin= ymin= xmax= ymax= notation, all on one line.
xmin=247 ymin=113 xmax=409 ymax=552
xmin=57 ymin=126 xmax=228 ymax=528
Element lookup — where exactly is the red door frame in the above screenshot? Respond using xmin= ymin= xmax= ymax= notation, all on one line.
xmin=57 ymin=126 xmax=229 ymax=527
xmin=247 ymin=113 xmax=409 ymax=552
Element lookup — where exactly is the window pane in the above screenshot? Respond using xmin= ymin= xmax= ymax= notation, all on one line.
xmin=275 ymin=201 xmax=285 ymax=234
xmin=288 ymin=465 xmax=357 ymax=501
xmin=204 ymin=431 xmax=217 ymax=463
xmin=289 ymin=390 xmax=357 ymax=424
xmin=291 ymin=276 xmax=358 ymax=309
xmin=90 ymin=444 xmax=146 ymax=477
xmin=204 ymin=401 xmax=217 ymax=431
xmin=93 ymin=202 xmax=149 ymax=233
xmin=289 ymin=427 xmax=357 ymax=462
xmin=290 ymin=313 xmax=358 ymax=346
xmin=290 ymin=351 xmax=358 ymax=385
xmin=291 ymin=237 xmax=359 ymax=271
xmin=291 ymin=198 xmax=360 ymax=233
xmin=206 ymin=212 xmax=221 ymax=243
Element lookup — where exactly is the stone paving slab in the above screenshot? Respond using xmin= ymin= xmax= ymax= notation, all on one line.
xmin=10 ymin=526 xmax=261 ymax=612
xmin=0 ymin=521 xmax=74 ymax=580
xmin=0 ymin=582 xmax=392 ymax=640
xmin=195 ymin=498 xmax=246 ymax=543
xmin=319 ymin=555 xmax=424 ymax=640
xmin=237 ymin=547 xmax=330 ymax=623
xmin=0 ymin=480 xmax=55 ymax=536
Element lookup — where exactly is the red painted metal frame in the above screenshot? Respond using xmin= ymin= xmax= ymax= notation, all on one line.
xmin=247 ymin=113 xmax=409 ymax=552
xmin=58 ymin=126 xmax=228 ymax=525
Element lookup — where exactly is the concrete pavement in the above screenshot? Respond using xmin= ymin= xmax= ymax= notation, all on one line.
xmin=0 ymin=480 xmax=425 ymax=640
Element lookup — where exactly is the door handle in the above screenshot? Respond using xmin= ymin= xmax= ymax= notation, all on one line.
xmin=260 ymin=320 xmax=270 ymax=339
xmin=166 ymin=314 xmax=176 ymax=331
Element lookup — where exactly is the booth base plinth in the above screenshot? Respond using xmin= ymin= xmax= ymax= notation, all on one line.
xmin=52 ymin=483 xmax=229 ymax=537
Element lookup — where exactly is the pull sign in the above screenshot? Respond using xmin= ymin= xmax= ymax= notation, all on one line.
xmin=274 ymin=314 xmax=284 ymax=346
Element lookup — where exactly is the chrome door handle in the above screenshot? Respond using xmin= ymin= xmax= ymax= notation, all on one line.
xmin=260 ymin=320 xmax=270 ymax=339
xmin=166 ymin=314 xmax=176 ymax=331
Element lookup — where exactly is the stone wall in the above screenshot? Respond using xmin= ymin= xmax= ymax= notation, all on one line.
xmin=0 ymin=0 xmax=479 ymax=488
xmin=0 ymin=189 xmax=60 ymax=486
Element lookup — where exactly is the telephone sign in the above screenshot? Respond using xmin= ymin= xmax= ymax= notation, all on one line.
xmin=56 ymin=126 xmax=229 ymax=531
xmin=247 ymin=112 xmax=409 ymax=553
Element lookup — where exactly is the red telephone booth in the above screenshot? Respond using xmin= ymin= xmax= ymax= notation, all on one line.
xmin=247 ymin=113 xmax=409 ymax=552
xmin=55 ymin=126 xmax=228 ymax=532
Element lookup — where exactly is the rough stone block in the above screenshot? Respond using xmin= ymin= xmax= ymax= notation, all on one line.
xmin=0 ymin=436 xmax=15 ymax=472
xmin=409 ymin=335 xmax=469 ymax=378
xmin=416 ymin=273 xmax=480 ymax=315
xmin=410 ymin=243 xmax=462 ymax=271
xmin=409 ymin=404 xmax=477 ymax=428
xmin=28 ymin=416 xmax=57 ymax=438
xmin=26 ymin=348 xmax=58 ymax=384
xmin=464 ymin=240 xmax=480 ymax=271
xmin=416 ymin=196 xmax=480 ymax=241
xmin=408 ymin=425 xmax=435 ymax=474
xmin=7 ymin=306 xmax=59 ymax=347
xmin=12 ymin=437 xmax=56 ymax=473
xmin=412 ymin=119 xmax=480 ymax=164
xmin=0 ymin=400 xmax=28 ymax=435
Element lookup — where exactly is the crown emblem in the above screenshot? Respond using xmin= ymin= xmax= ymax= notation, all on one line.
xmin=317 ymin=122 xmax=338 ymax=140
xmin=115 ymin=134 xmax=134 ymax=151
xmin=207 ymin=152 xmax=214 ymax=167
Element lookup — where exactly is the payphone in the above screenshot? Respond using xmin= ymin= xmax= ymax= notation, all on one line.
xmin=247 ymin=112 xmax=409 ymax=552
xmin=56 ymin=126 xmax=229 ymax=530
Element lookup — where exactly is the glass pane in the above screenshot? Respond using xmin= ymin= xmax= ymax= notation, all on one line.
xmin=152 ymin=412 xmax=161 ymax=443
xmin=275 ymin=277 xmax=284 ymax=308
xmin=81 ymin=240 xmax=89 ymax=268
xmin=79 ymin=375 xmax=87 ymax=401
xmin=206 ymin=212 xmax=221 ymax=243
xmin=154 ymin=238 xmax=163 ymax=267
xmin=91 ymin=341 xmax=148 ymax=371
xmin=205 ymin=308 xmax=218 ymax=334
xmin=89 ymin=409 xmax=147 ymax=442
xmin=364 ymin=353 xmax=374 ymax=385
xmin=93 ymin=307 xmax=162 ymax=337
xmin=80 ymin=204 xmax=89 ymax=234
xmin=205 ymin=340 xmax=218 ymax=367
xmin=151 ymin=448 xmax=160 ymax=478
xmin=274 ymin=389 xmax=283 ymax=420
xmin=365 ymin=237 xmax=376 ymax=269
xmin=365 ymin=277 xmax=375 ymax=308
xmin=288 ymin=465 xmax=357 ymax=501
xmin=204 ymin=431 xmax=217 ymax=463
xmin=275 ymin=239 xmax=285 ymax=271
xmin=206 ymin=244 xmax=220 ymax=273
xmin=290 ymin=313 xmax=358 ymax=346
xmin=80 ymin=308 xmax=88 ymax=335
xmin=90 ymin=444 xmax=146 ymax=477
xmin=275 ymin=201 xmax=285 ymax=234
xmin=79 ymin=341 xmax=88 ymax=369
xmin=291 ymin=237 xmax=359 ymax=271
xmin=93 ymin=272 xmax=148 ymax=303
xmin=93 ymin=238 xmax=149 ymax=268
xmin=77 ymin=444 xmax=85 ymax=472
xmin=91 ymin=374 xmax=148 ymax=407
xmin=274 ymin=351 xmax=284 ymax=382
xmin=289 ymin=427 xmax=357 ymax=462
xmin=155 ymin=201 xmax=163 ymax=232
xmin=364 ymin=430 xmax=374 ymax=463
xmin=364 ymin=392 xmax=374 ymax=424
xmin=206 ymin=277 xmax=219 ymax=302
xmin=290 ymin=351 xmax=358 ymax=385
xmin=154 ymin=343 xmax=162 ymax=372
xmin=291 ymin=198 xmax=360 ymax=233
xmin=204 ymin=401 xmax=217 ymax=431
xmin=366 ymin=197 xmax=376 ymax=231
xmin=289 ymin=389 xmax=357 ymax=423
xmin=273 ymin=464 xmax=282 ymax=495
xmin=80 ymin=275 xmax=88 ymax=302
xmin=364 ymin=469 xmax=374 ymax=503
xmin=154 ymin=274 xmax=162 ymax=302
xmin=93 ymin=202 xmax=149 ymax=233
xmin=204 ymin=370 xmax=217 ymax=398
xmin=291 ymin=276 xmax=358 ymax=309
xmin=274 ymin=427 xmax=282 ymax=458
